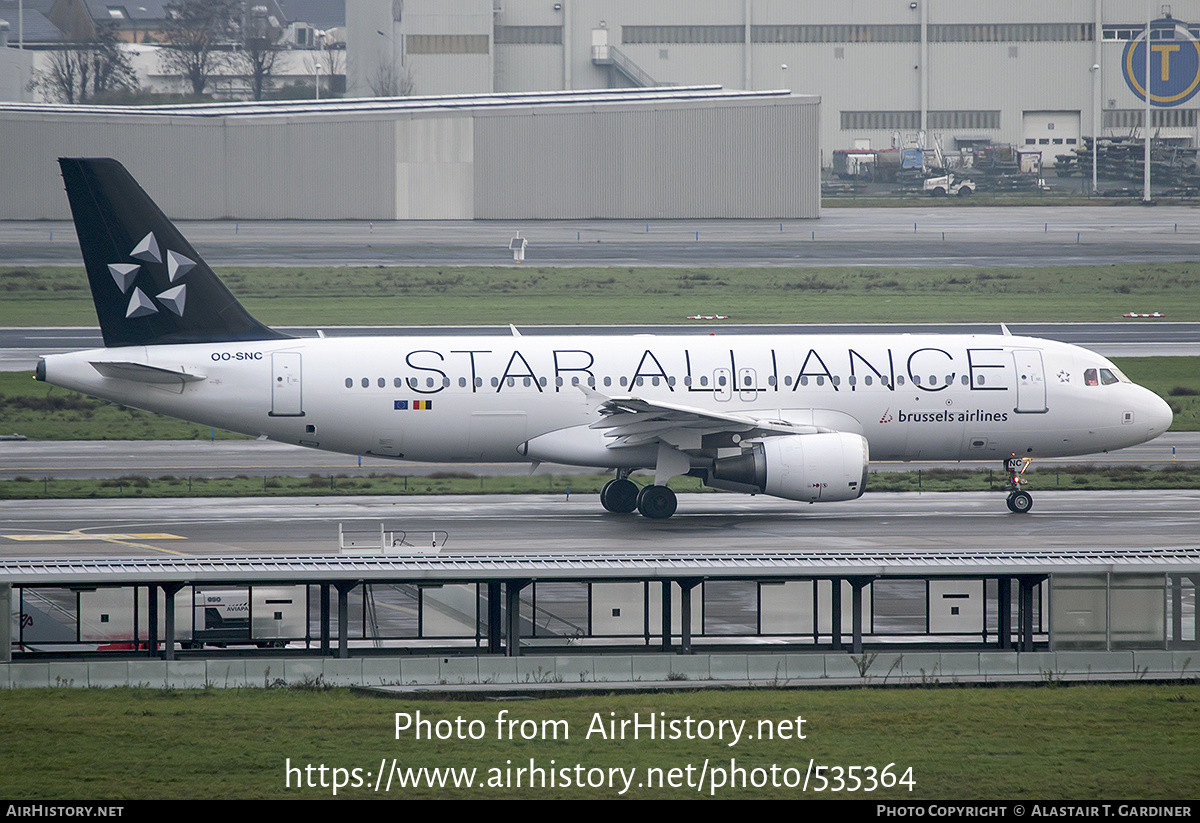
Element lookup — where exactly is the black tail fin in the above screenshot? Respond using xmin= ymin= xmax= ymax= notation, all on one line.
xmin=58 ymin=158 xmax=291 ymax=348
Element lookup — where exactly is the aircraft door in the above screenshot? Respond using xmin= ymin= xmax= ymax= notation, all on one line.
xmin=270 ymin=352 xmax=304 ymax=417
xmin=714 ymin=368 xmax=732 ymax=401
xmin=1012 ymin=350 xmax=1047 ymax=413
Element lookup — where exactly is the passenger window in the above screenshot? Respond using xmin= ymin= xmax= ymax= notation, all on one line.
xmin=345 ymin=378 xmax=352 ymax=388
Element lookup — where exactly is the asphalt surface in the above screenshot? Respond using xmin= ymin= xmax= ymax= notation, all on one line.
xmin=1 ymin=490 xmax=1196 ymax=557
xmin=5 ymin=206 xmax=1200 ymax=267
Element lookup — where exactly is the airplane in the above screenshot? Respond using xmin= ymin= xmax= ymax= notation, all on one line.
xmin=36 ymin=158 xmax=1173 ymax=519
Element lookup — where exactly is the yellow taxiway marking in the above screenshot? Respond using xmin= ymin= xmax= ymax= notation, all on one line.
xmin=3 ymin=533 xmax=186 ymax=541
xmin=3 ymin=530 xmax=189 ymax=556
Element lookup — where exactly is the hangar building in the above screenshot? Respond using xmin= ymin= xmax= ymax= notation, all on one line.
xmin=349 ymin=0 xmax=1200 ymax=168
xmin=0 ymin=87 xmax=817 ymax=220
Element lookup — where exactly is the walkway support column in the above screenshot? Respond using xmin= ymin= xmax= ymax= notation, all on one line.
xmin=661 ymin=581 xmax=672 ymax=652
xmin=830 ymin=578 xmax=842 ymax=649
xmin=160 ymin=582 xmax=185 ymax=661
xmin=848 ymin=577 xmax=874 ymax=655
xmin=487 ymin=581 xmax=502 ymax=654
xmin=334 ymin=582 xmax=358 ymax=659
xmin=1017 ymin=575 xmax=1046 ymax=652
xmin=147 ymin=585 xmax=159 ymax=657
xmin=997 ymin=577 xmax=1013 ymax=650
xmin=678 ymin=579 xmax=701 ymax=654
xmin=319 ymin=584 xmax=331 ymax=656
xmin=505 ymin=580 xmax=530 ymax=657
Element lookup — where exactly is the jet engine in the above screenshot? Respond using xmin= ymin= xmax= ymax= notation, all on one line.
xmin=705 ymin=432 xmax=869 ymax=502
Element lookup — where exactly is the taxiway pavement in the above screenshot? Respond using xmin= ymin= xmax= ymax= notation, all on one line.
xmin=6 ymin=207 xmax=1200 ymax=268
xmin=1 ymin=490 xmax=1197 ymax=557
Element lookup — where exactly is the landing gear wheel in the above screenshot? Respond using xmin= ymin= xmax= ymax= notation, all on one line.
xmin=600 ymin=478 xmax=639 ymax=514
xmin=636 ymin=485 xmax=677 ymax=519
xmin=1007 ymin=490 xmax=1033 ymax=514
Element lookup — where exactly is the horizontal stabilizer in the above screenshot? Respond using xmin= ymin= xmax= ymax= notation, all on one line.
xmin=90 ymin=360 xmax=206 ymax=390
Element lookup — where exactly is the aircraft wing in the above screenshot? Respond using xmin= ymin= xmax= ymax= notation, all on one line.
xmin=581 ymin=386 xmax=823 ymax=451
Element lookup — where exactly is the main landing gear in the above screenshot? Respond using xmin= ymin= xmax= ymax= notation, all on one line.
xmin=600 ymin=473 xmax=677 ymax=519
xmin=1004 ymin=456 xmax=1034 ymax=514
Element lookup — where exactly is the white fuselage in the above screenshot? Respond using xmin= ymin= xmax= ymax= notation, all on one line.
xmin=41 ymin=331 xmax=1172 ymax=470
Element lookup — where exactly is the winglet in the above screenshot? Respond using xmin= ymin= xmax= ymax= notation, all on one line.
xmin=1000 ymin=323 xmax=1013 ymax=336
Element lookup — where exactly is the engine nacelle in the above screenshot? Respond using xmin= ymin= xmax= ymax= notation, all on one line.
xmin=709 ymin=432 xmax=869 ymax=502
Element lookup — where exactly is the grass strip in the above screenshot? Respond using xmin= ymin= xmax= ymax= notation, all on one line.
xmin=4 ymin=263 xmax=1200 ymax=325
xmin=1 ymin=684 xmax=1197 ymax=799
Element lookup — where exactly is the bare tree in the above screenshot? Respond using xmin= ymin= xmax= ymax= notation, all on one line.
xmin=303 ymin=39 xmax=346 ymax=98
xmin=236 ymin=3 xmax=284 ymax=100
xmin=160 ymin=0 xmax=238 ymax=97
xmin=28 ymin=24 xmax=137 ymax=104
xmin=368 ymin=55 xmax=414 ymax=97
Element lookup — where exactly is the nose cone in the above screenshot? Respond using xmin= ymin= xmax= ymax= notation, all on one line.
xmin=1143 ymin=388 xmax=1173 ymax=440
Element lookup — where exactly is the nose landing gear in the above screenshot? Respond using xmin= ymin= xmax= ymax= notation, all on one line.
xmin=1004 ymin=456 xmax=1034 ymax=514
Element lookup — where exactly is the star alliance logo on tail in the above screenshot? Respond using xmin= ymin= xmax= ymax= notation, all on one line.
xmin=107 ymin=231 xmax=194 ymax=319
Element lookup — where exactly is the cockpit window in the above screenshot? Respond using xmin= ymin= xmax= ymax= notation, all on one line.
xmin=1085 ymin=366 xmax=1130 ymax=387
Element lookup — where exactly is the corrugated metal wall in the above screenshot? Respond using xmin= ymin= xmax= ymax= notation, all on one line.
xmin=0 ymin=112 xmax=397 ymax=220
xmin=473 ymin=95 xmax=818 ymax=218
xmin=0 ymin=92 xmax=818 ymax=220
